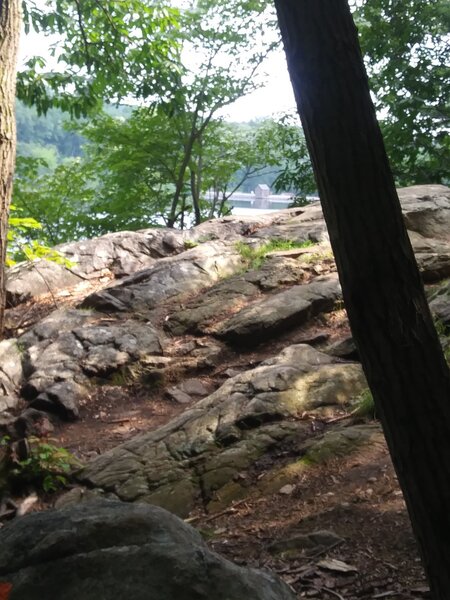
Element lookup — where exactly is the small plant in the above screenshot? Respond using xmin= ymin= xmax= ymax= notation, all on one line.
xmin=183 ymin=239 xmax=199 ymax=250
xmin=7 ymin=205 xmax=74 ymax=268
xmin=235 ymin=238 xmax=314 ymax=270
xmin=351 ymin=389 xmax=376 ymax=420
xmin=11 ymin=437 xmax=81 ymax=493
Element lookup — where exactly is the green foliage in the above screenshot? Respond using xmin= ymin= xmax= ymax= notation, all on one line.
xmin=16 ymin=102 xmax=291 ymax=239
xmin=15 ymin=0 xmax=280 ymax=234
xmin=235 ymin=239 xmax=313 ymax=270
xmin=19 ymin=0 xmax=181 ymax=116
xmin=8 ymin=198 xmax=74 ymax=267
xmin=16 ymin=100 xmax=84 ymax=162
xmin=13 ymin=155 xmax=98 ymax=244
xmin=15 ymin=0 xmax=447 ymax=243
xmin=354 ymin=0 xmax=450 ymax=184
xmin=5 ymin=436 xmax=81 ymax=493
xmin=268 ymin=114 xmax=316 ymax=199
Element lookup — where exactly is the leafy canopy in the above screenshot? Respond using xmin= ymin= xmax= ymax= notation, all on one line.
xmin=19 ymin=0 xmax=181 ymax=116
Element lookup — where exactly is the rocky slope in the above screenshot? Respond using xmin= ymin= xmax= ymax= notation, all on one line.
xmin=0 ymin=184 xmax=449 ymax=599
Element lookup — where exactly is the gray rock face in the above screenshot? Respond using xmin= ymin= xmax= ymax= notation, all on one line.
xmin=409 ymin=231 xmax=450 ymax=282
xmin=214 ymin=274 xmax=341 ymax=345
xmin=183 ymin=208 xmax=305 ymax=243
xmin=0 ymin=500 xmax=295 ymax=600
xmin=18 ymin=309 xmax=163 ymax=420
xmin=429 ymin=280 xmax=450 ymax=328
xmin=0 ymin=340 xmax=23 ymax=413
xmin=81 ymin=344 xmax=366 ymax=516
xmin=5 ymin=228 xmax=187 ymax=307
xmin=398 ymin=184 xmax=450 ymax=240
xmin=6 ymin=260 xmax=81 ymax=306
xmin=81 ymin=241 xmax=244 ymax=313
xmin=166 ymin=255 xmax=314 ymax=337
xmin=166 ymin=277 xmax=260 ymax=336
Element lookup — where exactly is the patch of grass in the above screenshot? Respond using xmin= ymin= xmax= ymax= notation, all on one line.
xmin=109 ymin=368 xmax=131 ymax=386
xmin=235 ymin=239 xmax=314 ymax=270
xmin=183 ymin=239 xmax=199 ymax=250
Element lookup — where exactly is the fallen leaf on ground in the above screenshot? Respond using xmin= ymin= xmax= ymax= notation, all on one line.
xmin=317 ymin=558 xmax=358 ymax=573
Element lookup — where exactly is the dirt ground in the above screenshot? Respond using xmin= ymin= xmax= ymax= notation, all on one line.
xmin=3 ymin=289 xmax=430 ymax=600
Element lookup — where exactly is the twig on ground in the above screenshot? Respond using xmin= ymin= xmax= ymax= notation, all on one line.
xmin=185 ymin=499 xmax=249 ymax=524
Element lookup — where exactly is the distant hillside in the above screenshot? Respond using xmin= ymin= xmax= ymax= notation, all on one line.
xmin=16 ymin=102 xmax=133 ymax=168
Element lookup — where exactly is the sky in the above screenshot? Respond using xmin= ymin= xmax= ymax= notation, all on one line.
xmin=219 ymin=51 xmax=297 ymax=122
xmin=18 ymin=27 xmax=297 ymax=123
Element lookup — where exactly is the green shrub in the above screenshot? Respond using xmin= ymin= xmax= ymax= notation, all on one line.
xmin=11 ymin=437 xmax=81 ymax=493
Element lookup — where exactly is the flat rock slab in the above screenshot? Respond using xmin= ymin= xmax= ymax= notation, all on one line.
xmin=214 ymin=274 xmax=341 ymax=345
xmin=269 ymin=530 xmax=344 ymax=556
xmin=184 ymin=208 xmax=305 ymax=244
xmin=80 ymin=344 xmax=366 ymax=516
xmin=166 ymin=256 xmax=313 ymax=337
xmin=0 ymin=500 xmax=295 ymax=600
xmin=81 ymin=241 xmax=243 ymax=313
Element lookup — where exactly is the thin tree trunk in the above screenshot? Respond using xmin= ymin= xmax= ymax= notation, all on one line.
xmin=190 ymin=146 xmax=202 ymax=226
xmin=0 ymin=0 xmax=20 ymax=337
xmin=274 ymin=0 xmax=450 ymax=597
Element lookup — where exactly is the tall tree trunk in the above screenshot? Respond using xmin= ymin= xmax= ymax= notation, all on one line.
xmin=0 ymin=0 xmax=20 ymax=337
xmin=274 ymin=0 xmax=450 ymax=597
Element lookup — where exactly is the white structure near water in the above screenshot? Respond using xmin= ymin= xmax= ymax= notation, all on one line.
xmin=208 ymin=184 xmax=318 ymax=216
xmin=228 ymin=184 xmax=294 ymax=212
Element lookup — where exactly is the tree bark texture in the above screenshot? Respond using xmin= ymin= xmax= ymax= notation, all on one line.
xmin=274 ymin=0 xmax=450 ymax=596
xmin=0 ymin=0 xmax=20 ymax=337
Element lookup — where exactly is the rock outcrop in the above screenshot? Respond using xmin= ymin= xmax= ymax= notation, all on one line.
xmin=1 ymin=184 xmax=449 ymax=517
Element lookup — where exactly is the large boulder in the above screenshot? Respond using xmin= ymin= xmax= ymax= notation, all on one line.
xmin=166 ymin=254 xmax=319 ymax=336
xmin=0 ymin=500 xmax=295 ymax=600
xmin=408 ymin=231 xmax=450 ymax=282
xmin=398 ymin=184 xmax=450 ymax=240
xmin=183 ymin=207 xmax=305 ymax=243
